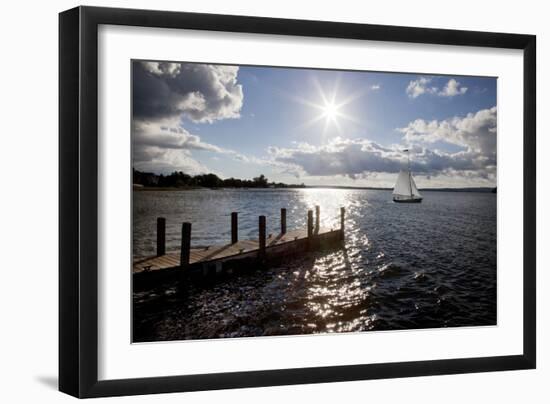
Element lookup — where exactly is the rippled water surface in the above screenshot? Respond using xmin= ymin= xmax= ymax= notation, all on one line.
xmin=133 ymin=188 xmax=496 ymax=341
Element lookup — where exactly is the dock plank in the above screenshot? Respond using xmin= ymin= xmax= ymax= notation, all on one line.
xmin=133 ymin=227 xmax=337 ymax=274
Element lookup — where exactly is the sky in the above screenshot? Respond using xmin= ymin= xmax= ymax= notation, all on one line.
xmin=132 ymin=60 xmax=497 ymax=188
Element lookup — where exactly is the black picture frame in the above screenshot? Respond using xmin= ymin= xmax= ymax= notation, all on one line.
xmin=59 ymin=6 xmax=536 ymax=398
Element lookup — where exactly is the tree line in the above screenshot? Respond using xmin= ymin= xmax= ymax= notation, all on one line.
xmin=133 ymin=169 xmax=306 ymax=189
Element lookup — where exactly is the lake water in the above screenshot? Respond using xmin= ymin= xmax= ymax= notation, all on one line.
xmin=133 ymin=188 xmax=497 ymax=341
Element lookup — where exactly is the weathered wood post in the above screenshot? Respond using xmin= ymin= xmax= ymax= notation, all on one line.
xmin=281 ymin=208 xmax=287 ymax=234
xmin=307 ymin=209 xmax=314 ymax=238
xmin=231 ymin=212 xmax=238 ymax=244
xmin=315 ymin=205 xmax=320 ymax=234
xmin=340 ymin=207 xmax=345 ymax=240
xmin=180 ymin=222 xmax=191 ymax=268
xmin=307 ymin=210 xmax=314 ymax=251
xmin=259 ymin=215 xmax=266 ymax=258
xmin=156 ymin=217 xmax=166 ymax=256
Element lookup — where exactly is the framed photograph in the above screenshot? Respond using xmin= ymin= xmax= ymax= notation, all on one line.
xmin=59 ymin=6 xmax=536 ymax=398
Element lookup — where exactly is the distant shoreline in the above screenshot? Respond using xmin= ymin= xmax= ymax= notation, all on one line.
xmin=307 ymin=185 xmax=496 ymax=193
xmin=133 ymin=184 xmax=496 ymax=193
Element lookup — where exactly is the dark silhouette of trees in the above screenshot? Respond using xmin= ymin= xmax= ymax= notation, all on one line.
xmin=252 ymin=174 xmax=268 ymax=187
xmin=132 ymin=169 xmax=305 ymax=189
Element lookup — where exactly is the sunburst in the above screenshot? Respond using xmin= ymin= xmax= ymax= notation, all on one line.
xmin=322 ymin=101 xmax=339 ymax=122
xmin=292 ymin=77 xmax=364 ymax=136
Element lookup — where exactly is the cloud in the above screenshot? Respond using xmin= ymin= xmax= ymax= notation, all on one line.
xmin=370 ymin=84 xmax=381 ymax=91
xmin=133 ymin=120 xmax=226 ymax=153
xmin=269 ymin=137 xmax=399 ymax=176
xmin=132 ymin=119 xmax=270 ymax=174
xmin=269 ymin=138 xmax=485 ymax=178
xmin=141 ymin=61 xmax=181 ymax=78
xmin=132 ymin=120 xmax=222 ymax=174
xmin=406 ymin=77 xmax=468 ymax=98
xmin=133 ymin=61 xmax=244 ymax=124
xmin=438 ymin=78 xmax=468 ymax=97
xmin=398 ymin=106 xmax=496 ymax=156
xmin=132 ymin=61 xmax=248 ymax=174
xmin=133 ymin=142 xmax=212 ymax=176
xmin=406 ymin=77 xmax=435 ymax=98
xmin=268 ymin=107 xmax=496 ymax=183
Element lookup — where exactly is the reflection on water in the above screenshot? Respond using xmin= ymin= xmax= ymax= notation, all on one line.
xmin=133 ymin=188 xmax=356 ymax=256
xmin=133 ymin=188 xmax=497 ymax=341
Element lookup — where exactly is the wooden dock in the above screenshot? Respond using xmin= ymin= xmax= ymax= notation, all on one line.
xmin=133 ymin=207 xmax=345 ymax=280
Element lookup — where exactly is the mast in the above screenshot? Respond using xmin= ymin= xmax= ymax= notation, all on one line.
xmin=404 ymin=149 xmax=412 ymax=198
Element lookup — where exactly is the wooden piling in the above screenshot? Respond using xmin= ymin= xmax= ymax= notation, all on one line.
xmin=135 ymin=208 xmax=347 ymax=277
xmin=315 ymin=205 xmax=320 ymax=234
xmin=259 ymin=215 xmax=266 ymax=258
xmin=180 ymin=222 xmax=191 ymax=268
xmin=340 ymin=207 xmax=345 ymax=240
xmin=231 ymin=212 xmax=238 ymax=244
xmin=281 ymin=208 xmax=287 ymax=234
xmin=307 ymin=210 xmax=313 ymax=239
xmin=156 ymin=217 xmax=166 ymax=256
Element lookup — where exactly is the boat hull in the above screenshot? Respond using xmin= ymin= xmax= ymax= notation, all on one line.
xmin=393 ymin=197 xmax=422 ymax=203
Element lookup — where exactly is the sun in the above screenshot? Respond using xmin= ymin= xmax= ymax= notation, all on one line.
xmin=323 ymin=101 xmax=339 ymax=122
xmin=290 ymin=77 xmax=363 ymax=136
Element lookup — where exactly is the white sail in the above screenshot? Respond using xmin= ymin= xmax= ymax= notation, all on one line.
xmin=393 ymin=170 xmax=412 ymax=196
xmin=393 ymin=170 xmax=422 ymax=201
xmin=409 ymin=174 xmax=422 ymax=198
xmin=393 ymin=149 xmax=422 ymax=202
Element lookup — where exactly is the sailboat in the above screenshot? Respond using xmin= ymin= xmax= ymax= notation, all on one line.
xmin=393 ymin=149 xmax=422 ymax=203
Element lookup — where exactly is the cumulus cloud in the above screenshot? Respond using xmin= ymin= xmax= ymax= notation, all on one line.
xmin=132 ymin=120 xmax=223 ymax=174
xmin=399 ymin=106 xmax=496 ymax=157
xmin=133 ymin=120 xmax=226 ymax=153
xmin=132 ymin=118 xmax=269 ymax=174
xmin=269 ymin=138 xmax=485 ymax=178
xmin=406 ymin=77 xmax=435 ymax=98
xmin=269 ymin=138 xmax=397 ymax=177
xmin=141 ymin=61 xmax=181 ymax=78
xmin=133 ymin=61 xmax=244 ymax=124
xmin=406 ymin=77 xmax=468 ymax=99
xmin=267 ymin=107 xmax=496 ymax=183
xmin=439 ymin=78 xmax=468 ymax=97
xmin=133 ymin=140 xmax=212 ymax=175
xmin=132 ymin=60 xmax=247 ymax=174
